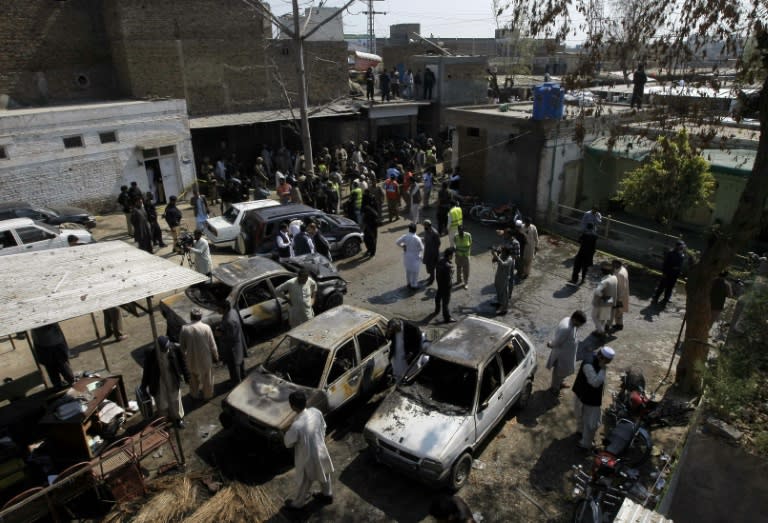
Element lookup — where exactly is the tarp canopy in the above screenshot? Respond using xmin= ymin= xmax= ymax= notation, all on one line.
xmin=0 ymin=241 xmax=207 ymax=338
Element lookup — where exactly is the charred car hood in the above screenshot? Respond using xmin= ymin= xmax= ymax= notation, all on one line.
xmin=282 ymin=254 xmax=343 ymax=282
xmin=366 ymin=389 xmax=469 ymax=462
xmin=225 ymin=369 xmax=326 ymax=431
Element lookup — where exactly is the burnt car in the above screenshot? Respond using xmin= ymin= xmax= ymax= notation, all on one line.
xmin=364 ymin=316 xmax=537 ymax=491
xmin=159 ymin=254 xmax=346 ymax=341
xmin=0 ymin=201 xmax=96 ymax=229
xmin=219 ymin=305 xmax=391 ymax=441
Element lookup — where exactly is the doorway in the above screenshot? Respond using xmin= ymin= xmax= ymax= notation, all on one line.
xmin=145 ymin=159 xmax=164 ymax=204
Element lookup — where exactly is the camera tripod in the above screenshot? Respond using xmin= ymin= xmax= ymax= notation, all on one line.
xmin=176 ymin=248 xmax=194 ymax=268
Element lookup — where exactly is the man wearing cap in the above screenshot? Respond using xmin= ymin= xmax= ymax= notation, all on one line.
xmin=547 ymin=310 xmax=588 ymax=395
xmin=422 ymin=220 xmax=441 ymax=285
xmin=652 ymin=240 xmax=688 ymax=306
xmin=572 ymin=346 xmax=614 ymax=449
xmin=592 ymin=262 xmax=618 ymax=337
xmin=141 ymin=336 xmax=190 ymax=427
xmin=180 ymin=309 xmax=218 ymax=400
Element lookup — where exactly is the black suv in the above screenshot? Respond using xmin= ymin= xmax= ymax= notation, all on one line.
xmin=0 ymin=201 xmax=96 ymax=229
xmin=235 ymin=204 xmax=363 ymax=259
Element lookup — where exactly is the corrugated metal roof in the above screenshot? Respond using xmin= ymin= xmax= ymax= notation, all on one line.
xmin=614 ymin=498 xmax=674 ymax=523
xmin=0 ymin=241 xmax=207 ymax=336
xmin=189 ymin=102 xmax=361 ymax=129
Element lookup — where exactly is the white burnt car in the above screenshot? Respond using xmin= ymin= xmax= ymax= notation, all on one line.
xmin=364 ymin=316 xmax=537 ymax=491
xmin=220 ymin=305 xmax=391 ymax=441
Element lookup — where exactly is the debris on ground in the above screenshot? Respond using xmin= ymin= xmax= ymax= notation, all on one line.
xmin=705 ymin=417 xmax=744 ymax=442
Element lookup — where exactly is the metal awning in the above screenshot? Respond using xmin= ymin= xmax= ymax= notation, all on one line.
xmin=189 ymin=102 xmax=362 ymax=129
xmin=0 ymin=241 xmax=207 ymax=337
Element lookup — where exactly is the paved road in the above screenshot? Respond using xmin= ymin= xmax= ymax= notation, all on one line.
xmin=2 ymin=202 xmax=688 ymax=522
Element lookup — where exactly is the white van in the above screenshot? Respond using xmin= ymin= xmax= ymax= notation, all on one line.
xmin=0 ymin=218 xmax=93 ymax=256
xmin=204 ymin=199 xmax=279 ymax=250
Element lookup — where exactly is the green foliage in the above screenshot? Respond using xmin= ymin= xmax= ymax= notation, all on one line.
xmin=615 ymin=130 xmax=716 ymax=226
xmin=705 ymin=281 xmax=768 ymax=438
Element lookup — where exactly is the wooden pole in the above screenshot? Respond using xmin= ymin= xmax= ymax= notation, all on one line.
xmin=90 ymin=313 xmax=110 ymax=373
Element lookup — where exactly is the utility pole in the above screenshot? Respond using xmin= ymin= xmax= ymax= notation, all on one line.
xmin=292 ymin=0 xmax=314 ymax=176
xmin=362 ymin=0 xmax=386 ymax=54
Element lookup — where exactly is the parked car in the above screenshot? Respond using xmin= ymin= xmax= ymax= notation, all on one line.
xmin=0 ymin=201 xmax=96 ymax=229
xmin=0 ymin=218 xmax=94 ymax=256
xmin=204 ymin=199 xmax=279 ymax=249
xmin=235 ymin=203 xmax=363 ymax=259
xmin=364 ymin=315 xmax=537 ymax=491
xmin=159 ymin=254 xmax=346 ymax=341
xmin=219 ymin=305 xmax=391 ymax=441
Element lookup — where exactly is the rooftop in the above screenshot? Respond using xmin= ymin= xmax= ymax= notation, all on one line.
xmin=427 ymin=316 xmax=513 ymax=368
xmin=288 ymin=305 xmax=385 ymax=349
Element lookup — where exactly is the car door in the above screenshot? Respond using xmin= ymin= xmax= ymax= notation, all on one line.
xmin=236 ymin=278 xmax=282 ymax=333
xmin=499 ymin=335 xmax=534 ymax=403
xmin=313 ymin=214 xmax=339 ymax=251
xmin=15 ymin=224 xmax=60 ymax=252
xmin=474 ymin=354 xmax=507 ymax=442
xmin=323 ymin=339 xmax=361 ymax=411
xmin=0 ymin=230 xmax=22 ymax=255
xmin=268 ymin=274 xmax=292 ymax=321
xmin=354 ymin=322 xmax=390 ymax=393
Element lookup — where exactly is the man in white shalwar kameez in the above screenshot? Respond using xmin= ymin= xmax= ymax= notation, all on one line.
xmin=284 ymin=391 xmax=334 ymax=509
xmin=179 ymin=309 xmax=218 ymax=400
xmin=396 ymin=223 xmax=424 ymax=289
xmin=591 ymin=262 xmax=618 ymax=337
xmin=611 ymin=259 xmax=630 ymax=332
xmin=520 ymin=217 xmax=539 ymax=279
xmin=546 ymin=310 xmax=587 ymax=395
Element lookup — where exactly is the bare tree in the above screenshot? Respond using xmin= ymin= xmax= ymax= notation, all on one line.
xmin=503 ymin=0 xmax=768 ymax=394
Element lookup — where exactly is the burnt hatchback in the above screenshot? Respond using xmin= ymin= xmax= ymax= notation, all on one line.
xmin=160 ymin=254 xmax=346 ymax=342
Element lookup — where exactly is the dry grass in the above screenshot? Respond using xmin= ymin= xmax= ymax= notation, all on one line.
xmin=182 ymin=482 xmax=283 ymax=523
xmin=132 ymin=476 xmax=199 ymax=523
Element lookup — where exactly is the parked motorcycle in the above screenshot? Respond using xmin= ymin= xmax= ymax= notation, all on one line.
xmin=468 ymin=201 xmax=521 ymax=226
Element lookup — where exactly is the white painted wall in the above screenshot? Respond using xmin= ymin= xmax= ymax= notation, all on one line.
xmin=278 ymin=7 xmax=344 ymax=41
xmin=0 ymin=99 xmax=196 ymax=211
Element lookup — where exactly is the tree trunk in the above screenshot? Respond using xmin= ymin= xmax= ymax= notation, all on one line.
xmin=676 ymin=73 xmax=768 ymax=394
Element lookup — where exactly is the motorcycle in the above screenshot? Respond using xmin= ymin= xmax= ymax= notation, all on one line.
xmin=469 ymin=201 xmax=521 ymax=226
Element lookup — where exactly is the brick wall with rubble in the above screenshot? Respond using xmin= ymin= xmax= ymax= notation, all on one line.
xmin=0 ymin=0 xmax=118 ymax=107
xmin=103 ymin=0 xmax=347 ymax=116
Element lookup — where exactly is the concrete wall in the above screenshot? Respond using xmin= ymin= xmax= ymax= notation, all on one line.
xmin=0 ymin=100 xmax=195 ymax=212
xmin=0 ymin=0 xmax=117 ymax=106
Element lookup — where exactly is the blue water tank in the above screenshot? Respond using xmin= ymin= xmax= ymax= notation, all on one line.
xmin=532 ymin=82 xmax=565 ymax=120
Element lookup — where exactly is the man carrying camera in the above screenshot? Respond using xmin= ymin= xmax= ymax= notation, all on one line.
xmin=186 ymin=230 xmax=213 ymax=277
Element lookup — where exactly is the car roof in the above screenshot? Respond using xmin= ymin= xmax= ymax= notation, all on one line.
xmin=0 ymin=218 xmax=38 ymax=230
xmin=288 ymin=305 xmax=386 ymax=349
xmin=232 ymin=199 xmax=280 ymax=212
xmin=426 ymin=316 xmax=514 ymax=369
xmin=212 ymin=255 xmax=290 ymax=286
xmin=253 ymin=203 xmax=319 ymax=220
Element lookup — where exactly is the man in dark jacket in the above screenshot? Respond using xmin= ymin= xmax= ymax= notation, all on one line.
xmin=141 ymin=336 xmax=189 ymax=426
xmin=144 ymin=192 xmax=166 ymax=248
xmin=217 ymin=302 xmax=246 ymax=385
xmin=572 ymin=346 xmax=614 ymax=449
xmin=422 ymin=220 xmax=441 ymax=285
xmin=31 ymin=323 xmax=74 ymax=388
xmin=117 ymin=185 xmax=133 ymax=237
xmin=652 ymin=240 xmax=688 ymax=306
xmin=570 ymin=224 xmax=598 ymax=284
xmin=435 ymin=248 xmax=457 ymax=323
xmin=361 ymin=193 xmax=380 ymax=258
xmin=163 ymin=195 xmax=183 ymax=252
xmin=131 ymin=197 xmax=153 ymax=253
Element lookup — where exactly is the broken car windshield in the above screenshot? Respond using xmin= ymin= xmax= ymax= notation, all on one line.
xmin=264 ymin=335 xmax=329 ymax=389
xmin=186 ymin=280 xmax=232 ymax=309
xmin=402 ymin=356 xmax=477 ymax=412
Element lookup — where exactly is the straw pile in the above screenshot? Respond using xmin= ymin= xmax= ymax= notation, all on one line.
xmin=132 ymin=476 xmax=199 ymax=523
xmin=182 ymin=482 xmax=282 ymax=523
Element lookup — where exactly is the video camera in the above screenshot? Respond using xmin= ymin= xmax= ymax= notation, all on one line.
xmin=176 ymin=232 xmax=195 ymax=251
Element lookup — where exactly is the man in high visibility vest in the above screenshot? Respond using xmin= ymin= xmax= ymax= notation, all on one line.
xmin=447 ymin=200 xmax=463 ymax=249
xmin=453 ymin=225 xmax=472 ymax=289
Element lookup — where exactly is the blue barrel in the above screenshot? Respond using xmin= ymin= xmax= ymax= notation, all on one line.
xmin=532 ymin=82 xmax=565 ymax=120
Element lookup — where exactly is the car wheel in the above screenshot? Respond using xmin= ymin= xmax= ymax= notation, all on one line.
xmin=321 ymin=291 xmax=344 ymax=311
xmin=341 ymin=237 xmax=362 ymax=258
xmin=448 ymin=452 xmax=473 ymax=492
xmin=515 ymin=379 xmax=534 ymax=410
xmin=234 ymin=233 xmax=248 ymax=255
